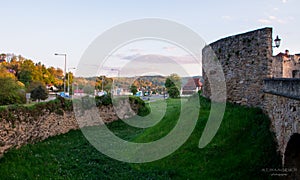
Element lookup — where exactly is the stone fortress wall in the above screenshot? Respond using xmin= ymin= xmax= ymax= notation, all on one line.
xmin=202 ymin=27 xmax=300 ymax=166
xmin=0 ymin=99 xmax=141 ymax=157
xmin=263 ymin=79 xmax=300 ymax=166
xmin=202 ymin=28 xmax=273 ymax=107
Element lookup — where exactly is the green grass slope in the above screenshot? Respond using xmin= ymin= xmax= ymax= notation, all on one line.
xmin=0 ymin=96 xmax=281 ymax=179
xmin=133 ymin=97 xmax=281 ymax=179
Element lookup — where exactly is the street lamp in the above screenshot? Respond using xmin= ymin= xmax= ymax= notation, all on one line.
xmin=108 ymin=68 xmax=120 ymax=95
xmin=68 ymin=67 xmax=76 ymax=95
xmin=273 ymin=35 xmax=281 ymax=48
xmin=54 ymin=53 xmax=67 ymax=94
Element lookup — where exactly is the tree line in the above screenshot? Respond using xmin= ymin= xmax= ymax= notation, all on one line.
xmin=0 ymin=55 xmax=73 ymax=105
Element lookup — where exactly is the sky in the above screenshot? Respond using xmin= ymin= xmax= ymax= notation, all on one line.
xmin=0 ymin=0 xmax=299 ymax=77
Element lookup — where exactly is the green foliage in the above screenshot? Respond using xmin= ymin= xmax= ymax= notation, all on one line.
xmin=0 ymin=77 xmax=25 ymax=105
xmin=167 ymin=86 xmax=180 ymax=98
xmin=30 ymin=85 xmax=48 ymax=102
xmin=129 ymin=96 xmax=150 ymax=116
xmin=19 ymin=70 xmax=32 ymax=86
xmin=95 ymin=76 xmax=113 ymax=92
xmin=130 ymin=85 xmax=138 ymax=95
xmin=165 ymin=78 xmax=175 ymax=89
xmin=1 ymin=55 xmax=64 ymax=92
xmin=27 ymin=81 xmax=45 ymax=92
xmin=165 ymin=73 xmax=181 ymax=98
xmin=165 ymin=73 xmax=181 ymax=88
xmin=95 ymin=94 xmax=112 ymax=106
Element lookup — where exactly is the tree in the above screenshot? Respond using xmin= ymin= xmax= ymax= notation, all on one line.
xmin=18 ymin=59 xmax=36 ymax=86
xmin=165 ymin=78 xmax=175 ymax=89
xmin=30 ymin=85 xmax=48 ymax=102
xmin=27 ymin=81 xmax=45 ymax=92
xmin=0 ymin=77 xmax=25 ymax=105
xmin=165 ymin=73 xmax=181 ymax=98
xmin=167 ymin=86 xmax=180 ymax=98
xmin=165 ymin=73 xmax=181 ymax=88
xmin=130 ymin=85 xmax=138 ymax=95
xmin=0 ymin=65 xmax=15 ymax=79
xmin=19 ymin=70 xmax=32 ymax=86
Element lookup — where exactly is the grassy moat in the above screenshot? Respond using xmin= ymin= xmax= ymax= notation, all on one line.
xmin=0 ymin=96 xmax=281 ymax=179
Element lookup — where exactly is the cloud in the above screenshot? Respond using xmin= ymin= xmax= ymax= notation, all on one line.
xmin=162 ymin=46 xmax=178 ymax=52
xmin=122 ymin=53 xmax=141 ymax=60
xmin=258 ymin=19 xmax=272 ymax=24
xmin=277 ymin=19 xmax=286 ymax=24
xmin=221 ymin=15 xmax=233 ymax=21
xmin=171 ymin=55 xmax=199 ymax=64
xmin=114 ymin=54 xmax=201 ymax=77
xmin=102 ymin=54 xmax=202 ymax=77
xmin=119 ymin=54 xmax=199 ymax=65
xmin=282 ymin=0 xmax=287 ymax=3
xmin=112 ymin=53 xmax=125 ymax=58
xmin=129 ymin=48 xmax=143 ymax=53
xmin=258 ymin=15 xmax=287 ymax=24
xmin=268 ymin=16 xmax=276 ymax=20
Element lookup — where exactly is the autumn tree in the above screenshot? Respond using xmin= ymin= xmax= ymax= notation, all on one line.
xmin=18 ymin=59 xmax=35 ymax=86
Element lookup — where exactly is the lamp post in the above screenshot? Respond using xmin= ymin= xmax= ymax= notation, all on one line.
xmin=109 ymin=68 xmax=120 ymax=95
xmin=101 ymin=75 xmax=105 ymax=92
xmin=68 ymin=67 xmax=76 ymax=95
xmin=273 ymin=35 xmax=281 ymax=48
xmin=54 ymin=53 xmax=67 ymax=94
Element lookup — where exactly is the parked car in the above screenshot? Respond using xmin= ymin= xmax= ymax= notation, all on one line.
xmin=57 ymin=92 xmax=70 ymax=98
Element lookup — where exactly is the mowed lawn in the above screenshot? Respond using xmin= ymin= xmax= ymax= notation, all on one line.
xmin=0 ymin=96 xmax=281 ymax=179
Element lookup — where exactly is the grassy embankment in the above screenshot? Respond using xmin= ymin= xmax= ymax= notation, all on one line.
xmin=0 ymin=95 xmax=281 ymax=179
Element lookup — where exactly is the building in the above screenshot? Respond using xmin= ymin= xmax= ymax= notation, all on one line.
xmin=272 ymin=50 xmax=300 ymax=78
xmin=181 ymin=78 xmax=202 ymax=95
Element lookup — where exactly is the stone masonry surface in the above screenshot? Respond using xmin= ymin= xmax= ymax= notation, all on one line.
xmin=0 ymin=101 xmax=140 ymax=157
xmin=202 ymin=27 xmax=299 ymax=164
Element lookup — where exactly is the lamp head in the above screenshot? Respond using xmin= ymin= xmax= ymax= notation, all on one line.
xmin=274 ymin=35 xmax=281 ymax=48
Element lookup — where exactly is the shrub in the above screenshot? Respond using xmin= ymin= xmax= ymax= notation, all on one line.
xmin=95 ymin=94 xmax=112 ymax=106
xmin=0 ymin=77 xmax=26 ymax=105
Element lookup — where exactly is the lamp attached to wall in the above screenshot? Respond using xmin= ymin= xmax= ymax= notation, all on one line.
xmin=273 ymin=35 xmax=281 ymax=48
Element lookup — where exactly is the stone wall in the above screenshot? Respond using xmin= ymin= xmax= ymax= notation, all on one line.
xmin=263 ymin=78 xmax=300 ymax=100
xmin=271 ymin=55 xmax=283 ymax=78
xmin=263 ymin=79 xmax=300 ymax=159
xmin=202 ymin=28 xmax=273 ymax=107
xmin=264 ymin=94 xmax=300 ymax=163
xmin=0 ymin=100 xmax=141 ymax=157
xmin=202 ymin=27 xmax=300 ymax=166
xmin=0 ymin=111 xmax=78 ymax=156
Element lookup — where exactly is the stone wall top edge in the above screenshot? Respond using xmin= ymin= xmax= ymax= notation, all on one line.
xmin=207 ymin=27 xmax=273 ymax=47
xmin=264 ymin=78 xmax=300 ymax=82
xmin=264 ymin=91 xmax=300 ymax=101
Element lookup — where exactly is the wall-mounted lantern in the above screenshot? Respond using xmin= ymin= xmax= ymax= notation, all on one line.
xmin=273 ymin=35 xmax=281 ymax=48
